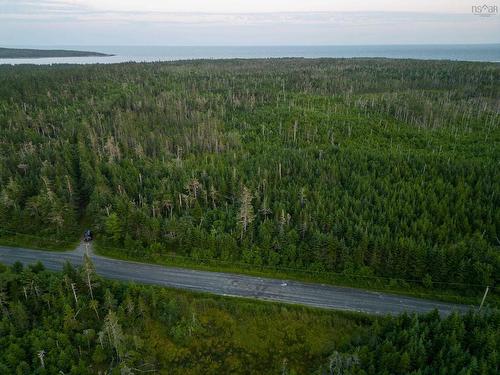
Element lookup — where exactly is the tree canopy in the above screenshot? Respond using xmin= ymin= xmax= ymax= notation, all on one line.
xmin=0 ymin=59 xmax=498 ymax=293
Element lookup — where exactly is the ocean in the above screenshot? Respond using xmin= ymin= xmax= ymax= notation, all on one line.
xmin=1 ymin=44 xmax=499 ymax=65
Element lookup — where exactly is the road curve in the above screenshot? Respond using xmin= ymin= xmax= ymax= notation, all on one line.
xmin=0 ymin=243 xmax=473 ymax=316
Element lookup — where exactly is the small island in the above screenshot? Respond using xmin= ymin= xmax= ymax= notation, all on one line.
xmin=0 ymin=47 xmax=113 ymax=59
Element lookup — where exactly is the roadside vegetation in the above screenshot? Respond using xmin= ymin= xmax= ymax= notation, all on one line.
xmin=0 ymin=59 xmax=498 ymax=303
xmin=0 ymin=261 xmax=498 ymax=374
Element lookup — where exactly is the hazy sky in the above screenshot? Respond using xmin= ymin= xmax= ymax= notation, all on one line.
xmin=1 ymin=0 xmax=499 ymax=45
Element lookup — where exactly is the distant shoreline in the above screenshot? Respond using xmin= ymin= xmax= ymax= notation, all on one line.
xmin=1 ymin=45 xmax=498 ymax=64
xmin=0 ymin=47 xmax=114 ymax=59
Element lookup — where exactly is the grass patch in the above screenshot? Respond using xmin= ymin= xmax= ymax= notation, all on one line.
xmin=0 ymin=233 xmax=78 ymax=252
xmin=0 ymin=261 xmax=373 ymax=374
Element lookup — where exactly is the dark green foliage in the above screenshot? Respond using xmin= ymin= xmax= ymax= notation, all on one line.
xmin=0 ymin=261 xmax=365 ymax=374
xmin=1 ymin=260 xmax=498 ymax=374
xmin=0 ymin=59 xmax=498 ymax=292
xmin=318 ymin=310 xmax=500 ymax=375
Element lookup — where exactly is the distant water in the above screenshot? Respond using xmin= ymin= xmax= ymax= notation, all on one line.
xmin=1 ymin=45 xmax=499 ymax=65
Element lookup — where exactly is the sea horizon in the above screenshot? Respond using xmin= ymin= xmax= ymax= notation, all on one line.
xmin=1 ymin=44 xmax=499 ymax=65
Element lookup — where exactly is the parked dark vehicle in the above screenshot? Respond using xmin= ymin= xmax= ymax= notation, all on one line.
xmin=83 ymin=229 xmax=93 ymax=242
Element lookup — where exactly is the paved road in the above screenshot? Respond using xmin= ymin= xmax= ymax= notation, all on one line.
xmin=0 ymin=243 xmax=473 ymax=316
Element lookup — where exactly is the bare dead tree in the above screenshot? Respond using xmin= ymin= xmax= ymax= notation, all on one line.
xmin=238 ymin=186 xmax=255 ymax=240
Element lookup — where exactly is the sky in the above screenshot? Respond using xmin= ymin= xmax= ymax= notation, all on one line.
xmin=1 ymin=0 xmax=499 ymax=46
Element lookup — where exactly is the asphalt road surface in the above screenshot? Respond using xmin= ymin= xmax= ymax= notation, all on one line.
xmin=0 ymin=243 xmax=473 ymax=316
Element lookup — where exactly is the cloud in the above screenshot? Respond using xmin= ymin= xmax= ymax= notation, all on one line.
xmin=0 ymin=0 xmax=488 ymax=17
xmin=0 ymin=1 xmax=498 ymax=45
xmin=0 ymin=8 xmax=480 ymax=25
xmin=0 ymin=0 xmax=89 ymax=13
xmin=60 ymin=0 xmax=488 ymax=14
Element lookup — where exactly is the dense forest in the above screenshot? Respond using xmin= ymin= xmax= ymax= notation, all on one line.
xmin=0 ymin=59 xmax=498 ymax=293
xmin=0 ymin=261 xmax=498 ymax=374
xmin=317 ymin=309 xmax=499 ymax=375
